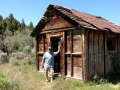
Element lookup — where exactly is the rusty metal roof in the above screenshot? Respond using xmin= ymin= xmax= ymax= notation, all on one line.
xmin=31 ymin=4 xmax=120 ymax=36
xmin=71 ymin=9 xmax=120 ymax=33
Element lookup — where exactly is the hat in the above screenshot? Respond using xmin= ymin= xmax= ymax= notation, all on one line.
xmin=48 ymin=47 xmax=51 ymax=50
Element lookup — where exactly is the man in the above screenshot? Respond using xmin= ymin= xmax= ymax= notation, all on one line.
xmin=41 ymin=46 xmax=60 ymax=83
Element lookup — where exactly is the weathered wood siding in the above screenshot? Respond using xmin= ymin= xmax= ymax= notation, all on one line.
xmin=86 ymin=30 xmax=105 ymax=79
xmin=65 ymin=29 xmax=83 ymax=80
xmin=105 ymin=33 xmax=116 ymax=74
xmin=65 ymin=31 xmax=71 ymax=52
xmin=118 ymin=34 xmax=120 ymax=54
xmin=38 ymin=35 xmax=43 ymax=52
xmin=73 ymin=30 xmax=82 ymax=52
xmin=73 ymin=55 xmax=82 ymax=79
xmin=37 ymin=35 xmax=44 ymax=71
xmin=42 ymin=15 xmax=73 ymax=31
xmin=85 ymin=29 xmax=120 ymax=80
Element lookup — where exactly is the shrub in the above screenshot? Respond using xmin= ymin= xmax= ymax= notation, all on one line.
xmin=31 ymin=47 xmax=36 ymax=57
xmin=10 ymin=58 xmax=20 ymax=66
xmin=0 ymin=37 xmax=3 ymax=50
xmin=0 ymin=71 xmax=20 ymax=90
xmin=3 ymin=36 xmax=14 ymax=55
xmin=109 ymin=53 xmax=120 ymax=79
xmin=0 ymin=53 xmax=8 ymax=64
xmin=0 ymin=71 xmax=11 ymax=90
xmin=0 ymin=50 xmax=3 ymax=53
xmin=15 ymin=52 xmax=26 ymax=60
xmin=92 ymin=75 xmax=108 ymax=85
xmin=10 ymin=29 xmax=35 ymax=53
xmin=4 ymin=30 xmax=12 ymax=37
xmin=23 ymin=45 xmax=31 ymax=54
xmin=27 ymin=58 xmax=34 ymax=65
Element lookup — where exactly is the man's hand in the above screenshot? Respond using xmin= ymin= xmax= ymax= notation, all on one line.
xmin=58 ymin=46 xmax=61 ymax=51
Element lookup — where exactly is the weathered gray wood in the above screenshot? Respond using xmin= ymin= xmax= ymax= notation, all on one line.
xmin=62 ymin=31 xmax=65 ymax=77
xmin=66 ymin=54 xmax=71 ymax=77
xmin=70 ymin=30 xmax=73 ymax=76
xmin=89 ymin=30 xmax=94 ymax=79
xmin=93 ymin=31 xmax=98 ymax=75
xmin=118 ymin=34 xmax=120 ymax=54
xmin=98 ymin=32 xmax=104 ymax=76
xmin=84 ymin=29 xmax=89 ymax=80
xmin=82 ymin=27 xmax=86 ymax=80
xmin=105 ymin=32 xmax=115 ymax=74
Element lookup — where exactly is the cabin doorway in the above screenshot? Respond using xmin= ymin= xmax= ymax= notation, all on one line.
xmin=51 ymin=37 xmax=61 ymax=73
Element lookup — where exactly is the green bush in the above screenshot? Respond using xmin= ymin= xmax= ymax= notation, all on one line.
xmin=10 ymin=29 xmax=35 ymax=53
xmin=10 ymin=58 xmax=20 ymax=66
xmin=0 ymin=53 xmax=8 ymax=64
xmin=15 ymin=52 xmax=25 ymax=60
xmin=0 ymin=71 xmax=20 ymax=90
xmin=0 ymin=71 xmax=11 ymax=90
xmin=109 ymin=53 xmax=120 ymax=79
xmin=23 ymin=45 xmax=31 ymax=54
xmin=92 ymin=75 xmax=108 ymax=85
xmin=27 ymin=57 xmax=34 ymax=65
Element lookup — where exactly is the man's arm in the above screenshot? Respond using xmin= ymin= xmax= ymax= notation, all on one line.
xmin=55 ymin=46 xmax=61 ymax=55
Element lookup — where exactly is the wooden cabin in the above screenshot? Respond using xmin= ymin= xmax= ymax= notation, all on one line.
xmin=31 ymin=4 xmax=120 ymax=80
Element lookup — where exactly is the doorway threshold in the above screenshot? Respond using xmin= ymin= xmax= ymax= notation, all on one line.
xmin=54 ymin=72 xmax=61 ymax=77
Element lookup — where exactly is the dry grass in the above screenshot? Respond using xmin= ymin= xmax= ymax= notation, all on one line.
xmin=0 ymin=61 xmax=120 ymax=90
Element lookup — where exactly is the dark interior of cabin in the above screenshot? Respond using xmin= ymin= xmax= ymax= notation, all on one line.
xmin=51 ymin=37 xmax=61 ymax=73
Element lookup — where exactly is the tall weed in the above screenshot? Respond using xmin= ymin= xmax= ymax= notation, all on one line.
xmin=10 ymin=58 xmax=20 ymax=66
xmin=0 ymin=71 xmax=20 ymax=90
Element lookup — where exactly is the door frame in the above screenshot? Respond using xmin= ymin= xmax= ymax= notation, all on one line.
xmin=49 ymin=33 xmax=63 ymax=74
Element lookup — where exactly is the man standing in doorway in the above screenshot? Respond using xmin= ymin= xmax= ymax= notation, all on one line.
xmin=41 ymin=46 xmax=60 ymax=83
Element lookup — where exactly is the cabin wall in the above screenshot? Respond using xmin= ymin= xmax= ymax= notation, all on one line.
xmin=65 ymin=29 xmax=83 ymax=80
xmin=85 ymin=29 xmax=119 ymax=80
xmin=118 ymin=34 xmax=120 ymax=54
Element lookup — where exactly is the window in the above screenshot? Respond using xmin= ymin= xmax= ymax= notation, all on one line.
xmin=107 ymin=36 xmax=116 ymax=51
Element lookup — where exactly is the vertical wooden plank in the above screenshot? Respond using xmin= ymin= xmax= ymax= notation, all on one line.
xmin=118 ymin=34 xmax=120 ymax=54
xmin=45 ymin=35 xmax=48 ymax=52
xmin=118 ymin=33 xmax=120 ymax=72
xmin=82 ymin=27 xmax=85 ymax=80
xmin=70 ymin=30 xmax=73 ymax=76
xmin=85 ymin=29 xmax=89 ymax=80
xmin=98 ymin=31 xmax=104 ymax=76
xmin=115 ymin=33 xmax=117 ymax=53
xmin=89 ymin=30 xmax=94 ymax=79
xmin=93 ymin=31 xmax=98 ymax=75
xmin=65 ymin=31 xmax=71 ymax=53
xmin=104 ymin=32 xmax=107 ymax=75
xmin=43 ymin=35 xmax=45 ymax=52
xmin=105 ymin=32 xmax=116 ymax=75
xmin=38 ymin=55 xmax=44 ymax=72
xmin=70 ymin=30 xmax=73 ymax=53
xmin=73 ymin=55 xmax=82 ymax=80
xmin=62 ymin=31 xmax=65 ymax=77
xmin=46 ymin=34 xmax=50 ymax=46
xmin=73 ymin=30 xmax=82 ymax=52
xmin=65 ymin=55 xmax=71 ymax=77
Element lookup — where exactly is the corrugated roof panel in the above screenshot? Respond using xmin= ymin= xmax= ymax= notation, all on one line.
xmin=71 ymin=9 xmax=120 ymax=33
